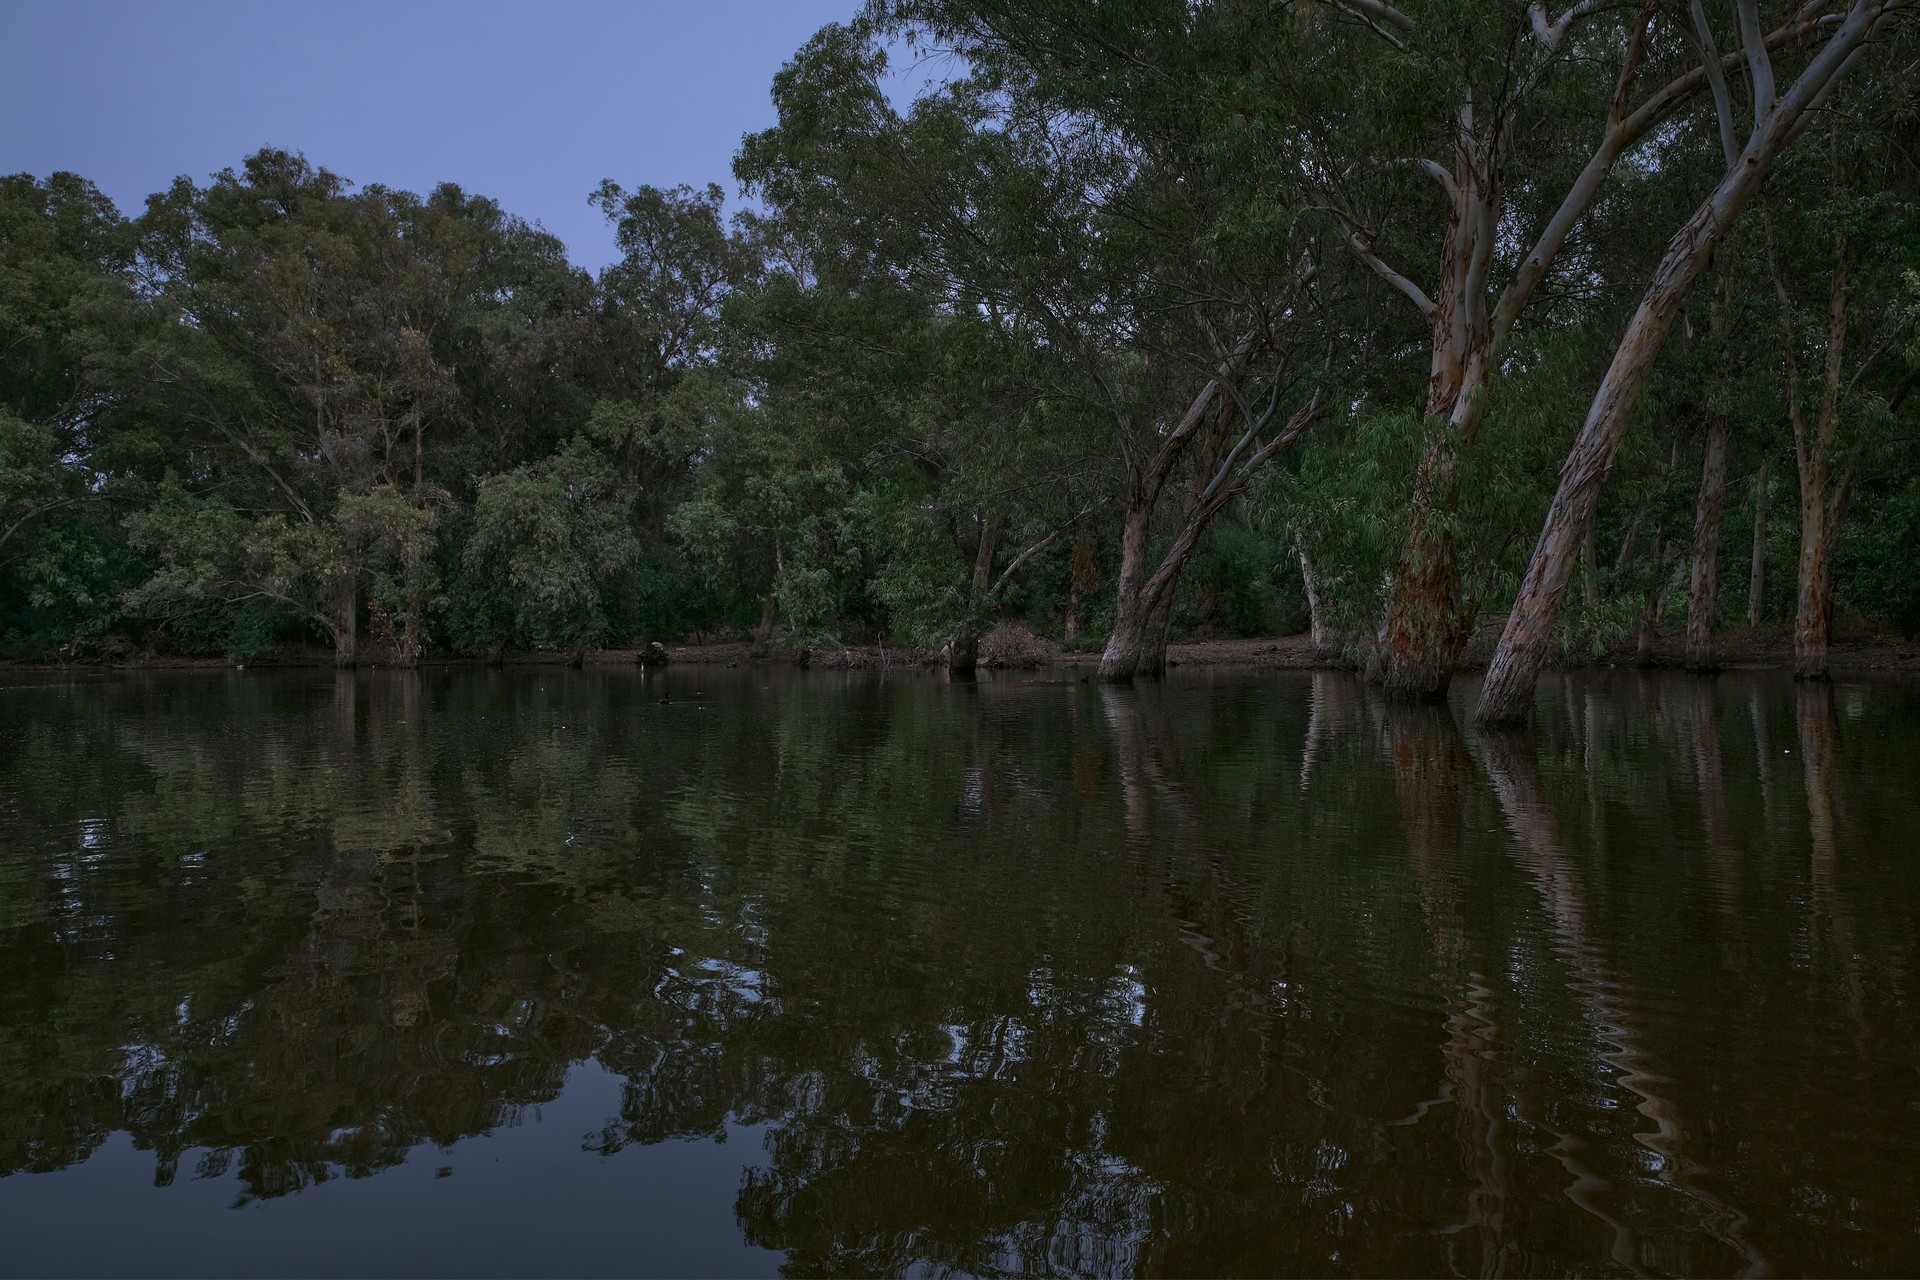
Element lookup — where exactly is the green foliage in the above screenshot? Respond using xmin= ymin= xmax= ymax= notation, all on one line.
xmin=461 ymin=438 xmax=639 ymax=650
xmin=3 ymin=9 xmax=1918 ymax=665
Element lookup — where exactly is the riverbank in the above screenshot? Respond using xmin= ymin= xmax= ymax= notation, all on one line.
xmin=8 ymin=622 xmax=1919 ymax=674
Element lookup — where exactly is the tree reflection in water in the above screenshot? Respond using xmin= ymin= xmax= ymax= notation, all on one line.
xmin=1 ymin=667 xmax=1917 ymax=1275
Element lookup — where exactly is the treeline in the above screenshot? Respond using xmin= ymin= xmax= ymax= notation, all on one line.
xmin=3 ymin=0 xmax=1917 ymax=722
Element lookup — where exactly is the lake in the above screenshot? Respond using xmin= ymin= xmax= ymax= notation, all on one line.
xmin=1 ymin=666 xmax=1916 ymax=1277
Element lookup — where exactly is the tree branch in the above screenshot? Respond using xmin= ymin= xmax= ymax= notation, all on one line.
xmin=1737 ymin=0 xmax=1778 ymax=130
xmin=1491 ymin=9 xmax=1833 ymax=342
xmin=0 ymin=496 xmax=80 ymax=553
xmin=1687 ymin=0 xmax=1743 ymax=164
xmin=1348 ymin=233 xmax=1438 ymax=319
xmin=987 ymin=502 xmax=1106 ymax=599
xmin=1528 ymin=0 xmax=1622 ymax=50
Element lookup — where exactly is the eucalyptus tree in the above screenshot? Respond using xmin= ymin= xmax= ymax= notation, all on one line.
xmin=1479 ymin=0 xmax=1916 ymax=726
xmin=854 ymin=3 xmax=1347 ymax=678
xmin=102 ymin=151 xmax=597 ymax=663
xmin=733 ymin=24 xmax=1117 ymax=664
xmin=1265 ymin=0 xmax=1875 ymax=699
xmin=1754 ymin=55 xmax=1920 ymax=678
xmin=0 ymin=173 xmax=135 ymax=648
xmin=586 ymin=181 xmax=759 ymax=530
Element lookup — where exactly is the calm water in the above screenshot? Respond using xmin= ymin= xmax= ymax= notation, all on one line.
xmin=1 ymin=666 xmax=1917 ymax=1277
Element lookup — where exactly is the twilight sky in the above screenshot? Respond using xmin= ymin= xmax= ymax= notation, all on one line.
xmin=1 ymin=0 xmax=876 ymax=269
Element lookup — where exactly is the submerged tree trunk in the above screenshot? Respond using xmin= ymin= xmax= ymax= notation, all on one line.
xmin=949 ymin=511 xmax=1001 ymax=675
xmin=749 ymin=595 xmax=777 ymax=659
xmin=1299 ymin=545 xmax=1335 ymax=660
xmin=1101 ymin=499 xmax=1168 ymax=681
xmin=1793 ymin=472 xmax=1851 ymax=681
xmin=1685 ymin=413 xmax=1730 ymax=671
xmin=1787 ymin=226 xmax=1853 ymax=682
xmin=1475 ymin=1 xmax=1889 ymax=729
xmin=333 ymin=583 xmax=358 ymax=668
xmin=1094 ymin=328 xmax=1323 ymax=683
xmin=1378 ymin=434 xmax=1471 ymax=702
xmin=1793 ymin=487 xmax=1834 ymax=680
xmin=1747 ymin=460 xmax=1772 ymax=628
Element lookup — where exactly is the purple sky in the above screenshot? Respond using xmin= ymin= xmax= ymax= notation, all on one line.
xmin=1 ymin=0 xmax=879 ymax=269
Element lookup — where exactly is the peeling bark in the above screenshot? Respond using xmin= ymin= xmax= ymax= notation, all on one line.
xmin=1299 ymin=545 xmax=1336 ymax=659
xmin=1474 ymin=0 xmax=1892 ymax=729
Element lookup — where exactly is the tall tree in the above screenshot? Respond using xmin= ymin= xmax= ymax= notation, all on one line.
xmin=1478 ymin=0 xmax=1914 ymax=727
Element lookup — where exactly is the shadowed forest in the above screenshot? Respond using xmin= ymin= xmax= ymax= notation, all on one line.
xmin=4 ymin=0 xmax=1918 ymax=725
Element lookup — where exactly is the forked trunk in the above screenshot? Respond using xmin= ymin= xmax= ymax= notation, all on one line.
xmin=1685 ymin=413 xmax=1730 ymax=671
xmin=1102 ymin=587 xmax=1177 ymax=682
xmin=949 ymin=512 xmax=1001 ymax=675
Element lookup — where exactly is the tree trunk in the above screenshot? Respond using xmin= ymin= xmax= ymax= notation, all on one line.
xmin=1685 ymin=412 xmax=1730 ymax=671
xmin=1100 ymin=499 xmax=1157 ymax=681
xmin=1064 ymin=530 xmax=1096 ymax=644
xmin=1099 ymin=476 xmax=1242 ymax=681
xmin=749 ymin=595 xmax=776 ymax=659
xmin=1100 ymin=538 xmax=1190 ymax=681
xmin=1637 ymin=532 xmax=1667 ymax=667
xmin=1747 ymin=460 xmax=1771 ymax=628
xmin=1378 ymin=437 xmax=1468 ymax=702
xmin=1475 ymin=0 xmax=1889 ymax=729
xmin=1478 ymin=233 xmax=1720 ymax=724
xmin=1793 ymin=481 xmax=1838 ymax=681
xmin=1788 ymin=221 xmax=1853 ymax=683
xmin=949 ymin=511 xmax=1001 ymax=675
xmin=333 ymin=583 xmax=358 ymax=668
xmin=1377 ymin=343 xmax=1491 ymax=702
xmin=1101 ymin=592 xmax=1175 ymax=680
xmin=1580 ymin=524 xmax=1599 ymax=612
xmin=1299 ymin=545 xmax=1335 ymax=660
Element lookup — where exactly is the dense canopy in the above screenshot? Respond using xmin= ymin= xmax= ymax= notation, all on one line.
xmin=3 ymin=0 xmax=1917 ymax=723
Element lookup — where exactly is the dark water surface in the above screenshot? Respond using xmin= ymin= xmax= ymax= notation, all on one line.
xmin=2 ymin=667 xmax=1917 ymax=1277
